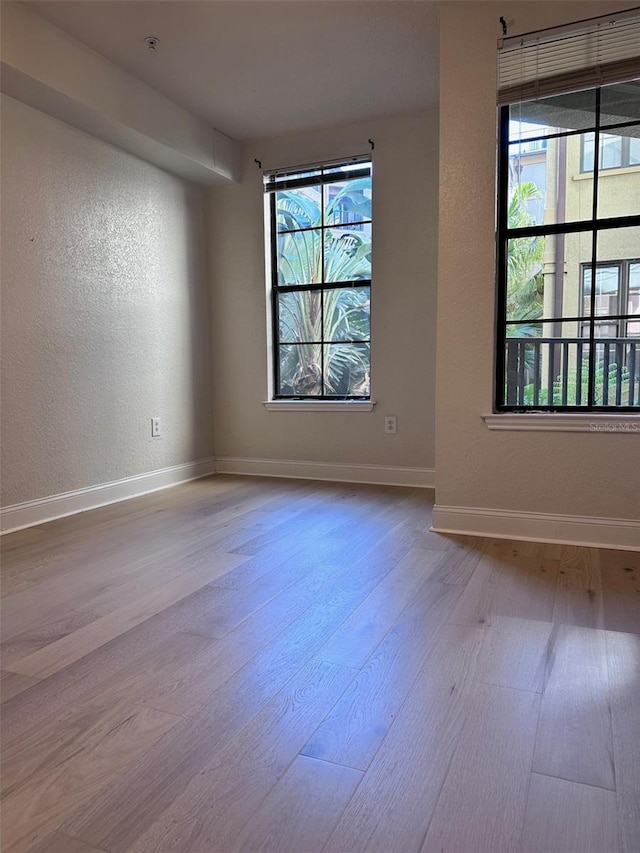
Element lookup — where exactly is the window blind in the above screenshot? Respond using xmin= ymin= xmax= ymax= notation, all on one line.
xmin=498 ymin=7 xmax=640 ymax=105
xmin=263 ymin=155 xmax=371 ymax=193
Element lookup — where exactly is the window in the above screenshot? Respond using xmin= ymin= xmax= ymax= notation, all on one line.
xmin=497 ymin=83 xmax=640 ymax=410
xmin=497 ymin=62 xmax=640 ymax=410
xmin=496 ymin=12 xmax=640 ymax=412
xmin=581 ymin=261 xmax=640 ymax=338
xmin=581 ymin=132 xmax=640 ymax=171
xmin=264 ymin=158 xmax=372 ymax=399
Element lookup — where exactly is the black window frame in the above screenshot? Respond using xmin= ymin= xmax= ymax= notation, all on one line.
xmin=265 ymin=157 xmax=372 ymax=401
xmin=496 ymin=83 xmax=640 ymax=412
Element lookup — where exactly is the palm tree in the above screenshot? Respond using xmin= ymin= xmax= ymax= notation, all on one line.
xmin=276 ymin=178 xmax=372 ymax=396
xmin=506 ymin=181 xmax=544 ymax=334
xmin=503 ymin=180 xmax=546 ymax=400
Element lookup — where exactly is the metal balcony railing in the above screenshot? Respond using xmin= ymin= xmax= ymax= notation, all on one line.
xmin=504 ymin=336 xmax=640 ymax=407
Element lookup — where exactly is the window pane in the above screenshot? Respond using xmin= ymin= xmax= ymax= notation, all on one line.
xmin=509 ymin=89 xmax=597 ymax=141
xmin=324 ymin=163 xmax=369 ymax=175
xmin=593 ymin=320 xmax=619 ymax=337
xmin=600 ymin=134 xmax=623 ymax=169
xmin=276 ymin=186 xmax=321 ymax=231
xmin=506 ymin=236 xmax=544 ymax=322
xmin=278 ymin=344 xmax=322 ymax=396
xmin=277 ymin=229 xmax=322 ymax=285
xmin=509 ymin=134 xmax=594 ymax=225
xmin=564 ymin=134 xmax=596 ymax=219
xmin=324 ymin=176 xmax=372 ymax=226
xmin=600 ymin=80 xmax=640 ymax=127
xmin=505 ymin=322 xmax=543 ymax=338
xmin=503 ymin=327 xmax=590 ymax=408
xmin=324 ymin=225 xmax=372 ymax=282
xmin=584 ymin=128 xmax=640 ymax=172
xmin=506 ymin=319 xmax=581 ymax=339
xmin=597 ymin=127 xmax=640 ymax=217
xmin=324 ymin=176 xmax=371 ymax=225
xmin=517 ymin=331 xmax=640 ymax=407
xmin=323 ymin=287 xmax=370 ymax=342
xmin=582 ymin=266 xmax=620 ymax=317
xmin=559 ymin=230 xmax=593 ymax=320
xmin=507 ymin=231 xmax=596 ymax=325
xmin=278 ymin=291 xmax=321 ymax=343
xmin=272 ymin=169 xmax=321 ymax=185
xmin=592 ymin=231 xmax=640 ymax=366
xmin=324 ymin=343 xmax=370 ymax=396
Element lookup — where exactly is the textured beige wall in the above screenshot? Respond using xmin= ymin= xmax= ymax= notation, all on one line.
xmin=208 ymin=110 xmax=438 ymax=470
xmin=437 ymin=1 xmax=640 ymax=522
xmin=1 ymin=95 xmax=213 ymax=506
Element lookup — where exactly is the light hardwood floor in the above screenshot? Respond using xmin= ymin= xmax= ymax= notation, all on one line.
xmin=1 ymin=475 xmax=638 ymax=853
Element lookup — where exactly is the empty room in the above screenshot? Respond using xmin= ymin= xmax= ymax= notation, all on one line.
xmin=1 ymin=1 xmax=639 ymax=852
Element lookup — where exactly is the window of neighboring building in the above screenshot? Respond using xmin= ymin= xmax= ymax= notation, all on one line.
xmin=581 ymin=260 xmax=640 ymax=338
xmin=264 ymin=158 xmax=372 ymax=399
xmin=496 ymin=80 xmax=640 ymax=410
xmin=581 ymin=132 xmax=640 ymax=171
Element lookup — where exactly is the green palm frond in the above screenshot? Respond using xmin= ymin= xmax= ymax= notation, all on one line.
xmin=507 ymin=182 xmax=545 ymax=323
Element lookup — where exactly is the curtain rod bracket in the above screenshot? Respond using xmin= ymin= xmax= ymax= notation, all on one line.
xmin=254 ymin=158 xmax=262 ymax=169
xmin=499 ymin=16 xmax=508 ymax=36
xmin=368 ymin=139 xmax=375 ymax=150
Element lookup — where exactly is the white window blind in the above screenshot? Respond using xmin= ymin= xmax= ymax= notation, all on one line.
xmin=498 ymin=7 xmax=640 ymax=105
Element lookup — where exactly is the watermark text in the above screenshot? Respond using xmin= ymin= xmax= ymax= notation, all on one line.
xmin=589 ymin=422 xmax=639 ymax=432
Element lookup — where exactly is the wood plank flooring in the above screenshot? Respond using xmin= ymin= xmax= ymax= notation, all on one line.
xmin=1 ymin=475 xmax=638 ymax=853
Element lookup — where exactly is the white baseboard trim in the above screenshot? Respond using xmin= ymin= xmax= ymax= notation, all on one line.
xmin=215 ymin=456 xmax=435 ymax=489
xmin=1 ymin=457 xmax=217 ymax=535
xmin=432 ymin=504 xmax=640 ymax=552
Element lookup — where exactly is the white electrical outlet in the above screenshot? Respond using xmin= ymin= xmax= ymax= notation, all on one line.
xmin=151 ymin=417 xmax=161 ymax=437
xmin=384 ymin=415 xmax=397 ymax=435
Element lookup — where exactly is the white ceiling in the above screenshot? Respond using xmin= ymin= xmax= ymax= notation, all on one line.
xmin=26 ymin=0 xmax=439 ymax=141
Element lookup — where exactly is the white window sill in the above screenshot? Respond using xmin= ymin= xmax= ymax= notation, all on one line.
xmin=482 ymin=413 xmax=640 ymax=433
xmin=263 ymin=400 xmax=376 ymax=412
